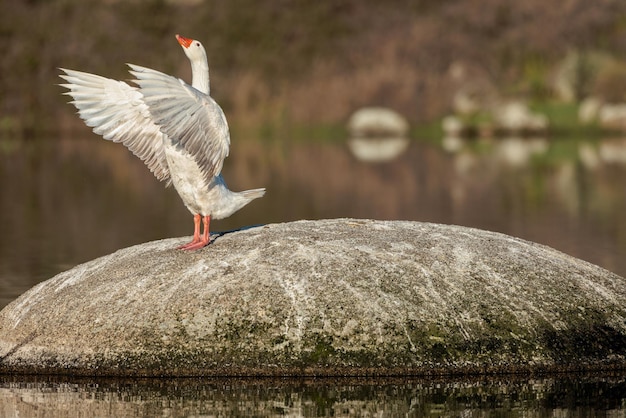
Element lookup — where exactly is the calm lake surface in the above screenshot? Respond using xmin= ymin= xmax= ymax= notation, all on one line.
xmin=1 ymin=133 xmax=626 ymax=415
xmin=1 ymin=134 xmax=625 ymax=310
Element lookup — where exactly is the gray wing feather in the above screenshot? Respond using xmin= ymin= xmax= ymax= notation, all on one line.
xmin=128 ymin=63 xmax=230 ymax=184
xmin=59 ymin=68 xmax=171 ymax=185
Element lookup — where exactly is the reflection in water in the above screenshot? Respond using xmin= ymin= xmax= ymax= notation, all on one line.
xmin=493 ymin=137 xmax=549 ymax=168
xmin=347 ymin=136 xmax=410 ymax=162
xmin=1 ymin=135 xmax=626 ymax=310
xmin=590 ymin=138 xmax=626 ymax=166
xmin=1 ymin=375 xmax=625 ymax=417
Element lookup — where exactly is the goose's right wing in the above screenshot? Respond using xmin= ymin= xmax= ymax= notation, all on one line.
xmin=59 ymin=68 xmax=171 ymax=185
xmin=128 ymin=64 xmax=230 ymax=185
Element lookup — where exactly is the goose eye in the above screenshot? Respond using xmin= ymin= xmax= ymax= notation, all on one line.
xmin=195 ymin=42 xmax=200 ymax=47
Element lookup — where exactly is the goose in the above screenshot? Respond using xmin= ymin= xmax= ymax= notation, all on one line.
xmin=59 ymin=34 xmax=265 ymax=250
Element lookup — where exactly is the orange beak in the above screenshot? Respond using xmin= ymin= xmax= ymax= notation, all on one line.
xmin=176 ymin=34 xmax=193 ymax=48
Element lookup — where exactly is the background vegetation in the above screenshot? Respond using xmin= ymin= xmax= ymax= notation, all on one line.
xmin=1 ymin=0 xmax=626 ymax=138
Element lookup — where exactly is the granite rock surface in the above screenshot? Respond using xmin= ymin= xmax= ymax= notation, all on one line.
xmin=1 ymin=219 xmax=625 ymax=376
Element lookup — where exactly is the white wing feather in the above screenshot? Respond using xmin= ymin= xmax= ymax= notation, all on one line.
xmin=59 ymin=68 xmax=171 ymax=185
xmin=128 ymin=63 xmax=230 ymax=184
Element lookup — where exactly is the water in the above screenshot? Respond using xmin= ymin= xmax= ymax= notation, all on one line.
xmin=2 ymin=134 xmax=626 ymax=414
xmin=2 ymin=134 xmax=626 ymax=311
xmin=1 ymin=374 xmax=626 ymax=417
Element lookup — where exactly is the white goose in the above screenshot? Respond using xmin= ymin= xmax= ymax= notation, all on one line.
xmin=60 ymin=34 xmax=265 ymax=250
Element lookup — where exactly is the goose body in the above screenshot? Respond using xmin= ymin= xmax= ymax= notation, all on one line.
xmin=60 ymin=34 xmax=265 ymax=250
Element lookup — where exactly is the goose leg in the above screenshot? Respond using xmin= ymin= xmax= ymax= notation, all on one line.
xmin=178 ymin=214 xmax=202 ymax=249
xmin=180 ymin=215 xmax=212 ymax=250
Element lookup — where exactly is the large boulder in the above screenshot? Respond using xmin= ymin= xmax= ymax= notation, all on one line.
xmin=1 ymin=219 xmax=625 ymax=376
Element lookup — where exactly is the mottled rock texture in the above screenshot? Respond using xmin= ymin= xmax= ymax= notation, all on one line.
xmin=1 ymin=219 xmax=625 ymax=376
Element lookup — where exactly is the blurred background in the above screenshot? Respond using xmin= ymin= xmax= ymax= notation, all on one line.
xmin=1 ymin=0 xmax=626 ymax=308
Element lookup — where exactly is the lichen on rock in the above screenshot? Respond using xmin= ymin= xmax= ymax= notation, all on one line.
xmin=1 ymin=219 xmax=625 ymax=376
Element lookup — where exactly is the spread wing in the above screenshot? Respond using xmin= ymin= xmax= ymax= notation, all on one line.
xmin=128 ymin=63 xmax=230 ymax=184
xmin=59 ymin=68 xmax=171 ymax=185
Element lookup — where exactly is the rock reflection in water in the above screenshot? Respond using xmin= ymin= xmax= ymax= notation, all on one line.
xmin=1 ymin=375 xmax=625 ymax=417
xmin=347 ymin=136 xmax=410 ymax=163
xmin=586 ymin=137 xmax=626 ymax=166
